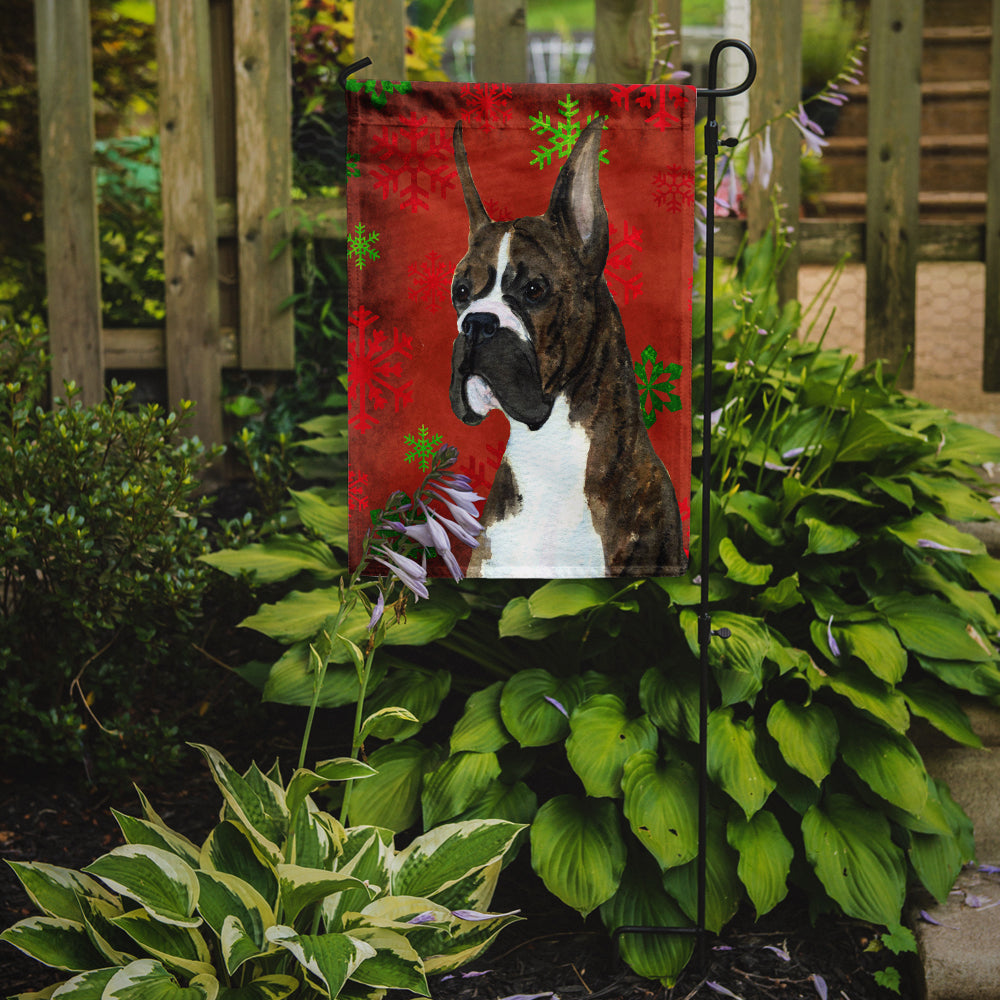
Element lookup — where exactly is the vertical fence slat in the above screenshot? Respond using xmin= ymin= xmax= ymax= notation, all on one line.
xmin=355 ymin=0 xmax=406 ymax=79
xmin=157 ymin=0 xmax=223 ymax=445
xmin=983 ymin=0 xmax=1000 ymax=390
xmin=746 ymin=0 xmax=801 ymax=304
xmin=233 ymin=0 xmax=294 ymax=370
xmin=594 ymin=0 xmax=651 ymax=83
xmin=474 ymin=0 xmax=527 ymax=82
xmin=34 ymin=0 xmax=103 ymax=405
xmin=864 ymin=0 xmax=923 ymax=390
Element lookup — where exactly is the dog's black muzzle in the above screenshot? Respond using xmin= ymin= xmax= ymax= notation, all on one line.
xmin=449 ymin=311 xmax=553 ymax=431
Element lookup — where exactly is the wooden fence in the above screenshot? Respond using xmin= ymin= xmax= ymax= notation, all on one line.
xmin=33 ymin=0 xmax=1000 ymax=445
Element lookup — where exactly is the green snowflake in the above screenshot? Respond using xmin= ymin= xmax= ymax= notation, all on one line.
xmin=345 ymin=78 xmax=413 ymax=108
xmin=404 ymin=424 xmax=442 ymax=470
xmin=348 ymin=222 xmax=380 ymax=269
xmin=634 ymin=345 xmax=683 ymax=428
xmin=529 ymin=93 xmax=609 ymax=170
xmin=346 ymin=152 xmax=360 ymax=178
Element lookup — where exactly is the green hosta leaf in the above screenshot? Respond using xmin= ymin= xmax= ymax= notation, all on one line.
xmin=190 ymin=746 xmax=287 ymax=863
xmin=886 ymin=512 xmax=985 ymax=557
xmin=360 ymin=706 xmax=422 ymax=742
xmin=111 ymin=908 xmax=214 ymax=978
xmin=261 ymin=643 xmax=387 ymax=709
xmin=839 ymin=718 xmax=929 ymax=816
xmin=346 ymin=926 xmax=428 ymax=994
xmin=499 ymin=670 xmax=584 ymax=747
xmin=527 ymin=578 xmax=620 ymax=617
xmin=200 ymin=822 xmax=278 ymax=910
xmin=530 ymin=795 xmax=626 ymax=917
xmin=835 ymin=410 xmax=927 ymax=463
xmin=756 ymin=573 xmax=805 ymax=614
xmin=802 ymin=793 xmax=906 ymax=926
xmin=967 ymin=553 xmax=1000 ymax=597
xmin=216 ymin=975 xmax=299 ymax=1000
xmin=707 ymin=708 xmax=776 ymax=818
xmin=916 ymin=655 xmax=1000 ymax=697
xmin=277 ymin=865 xmax=374 ymax=925
xmin=639 ymin=663 xmax=699 ymax=742
xmin=450 ymin=682 xmax=511 ymax=754
xmin=285 ymin=759 xmax=375 ymax=822
xmin=347 ymin=740 xmax=442 ymax=831
xmin=906 ymin=472 xmax=998 ymax=522
xmin=453 ymin=779 xmax=538 ymax=827
xmin=4 ymin=862 xmax=118 ymax=923
xmin=621 ymin=751 xmax=698 ymax=870
xmin=200 ymin=535 xmax=342 ymax=584
xmin=909 ymin=826 xmax=966 ymax=905
xmin=288 ymin=489 xmax=349 ymax=545
xmin=661 ymin=810 xmax=741 ymax=933
xmin=0 ymin=916 xmax=107 ymax=971
xmin=103 ymin=959 xmax=218 ymax=1000
xmin=724 ymin=490 xmax=784 ymax=546
xmin=393 ymin=820 xmax=524 ymax=901
xmin=112 ymin=812 xmax=201 ymax=868
xmin=265 ymin=926 xmax=375 ymax=997
xmin=599 ymin=853 xmax=694 ymax=987
xmin=808 ymin=661 xmax=910 ymax=732
xmin=875 ymin=594 xmax=995 ymax=662
xmin=421 ymin=751 xmax=502 ymax=828
xmin=727 ymin=811 xmax=793 ymax=918
xmin=935 ymin=421 xmax=1000 ymax=464
xmin=83 ymin=846 xmax=200 ymax=928
xmin=195 ymin=871 xmax=273 ymax=974
xmin=362 ymin=667 xmax=451 ymax=740
xmin=718 ymin=537 xmax=773 ymax=586
xmin=803 ymin=517 xmax=859 ymax=556
xmin=681 ymin=610 xmax=770 ymax=706
xmin=765 ymin=700 xmax=838 ymax=786
xmin=566 ymin=695 xmax=658 ymax=798
xmin=901 ymin=680 xmax=982 ymax=748
xmin=911 ymin=562 xmax=1000 ymax=633
xmin=497 ymin=596 xmax=564 ymax=639
xmin=835 ymin=621 xmax=907 ymax=684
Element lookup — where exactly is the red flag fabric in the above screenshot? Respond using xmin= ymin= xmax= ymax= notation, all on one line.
xmin=347 ymin=81 xmax=694 ymax=578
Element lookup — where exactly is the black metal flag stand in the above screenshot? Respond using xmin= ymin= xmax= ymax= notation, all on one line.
xmin=340 ymin=39 xmax=758 ymax=974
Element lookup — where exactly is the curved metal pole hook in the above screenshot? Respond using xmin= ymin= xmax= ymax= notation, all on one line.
xmin=337 ymin=57 xmax=373 ymax=92
xmin=701 ymin=38 xmax=757 ymax=100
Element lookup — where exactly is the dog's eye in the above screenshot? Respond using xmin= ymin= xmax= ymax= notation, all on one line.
xmin=524 ymin=280 xmax=547 ymax=302
xmin=453 ymin=282 xmax=470 ymax=303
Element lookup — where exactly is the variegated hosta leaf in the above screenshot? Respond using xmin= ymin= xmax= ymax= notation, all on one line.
xmin=102 ymin=958 xmax=218 ymax=999
xmin=421 ymin=906 xmax=523 ymax=975
xmin=4 ymin=861 xmax=118 ymax=922
xmin=566 ymin=695 xmax=658 ymax=799
xmin=345 ymin=926 xmax=429 ymax=995
xmin=706 ymin=707 xmax=776 ymax=818
xmin=765 ymin=700 xmax=838 ymax=786
xmin=276 ymin=864 xmax=375 ymax=925
xmin=802 ymin=793 xmax=906 ymax=926
xmin=190 ymin=745 xmax=288 ymax=863
xmin=195 ymin=871 xmax=274 ymax=974
xmin=83 ymin=845 xmax=200 ymax=928
xmin=727 ymin=810 xmax=793 ymax=918
xmin=529 ymin=795 xmax=626 ymax=917
xmin=499 ymin=669 xmax=585 ymax=747
xmin=621 ymin=751 xmax=699 ymax=871
xmin=0 ymin=916 xmax=107 ymax=971
xmin=323 ymin=829 xmax=393 ymax=931
xmin=421 ymin=859 xmax=501 ymax=916
xmin=110 ymin=908 xmax=214 ymax=979
xmin=200 ymin=822 xmax=278 ymax=910
xmin=45 ymin=966 xmax=118 ymax=997
xmin=599 ymin=853 xmax=694 ymax=987
xmin=214 ymin=975 xmax=299 ymax=1000
xmin=421 ymin=751 xmax=502 ymax=829
xmin=288 ymin=801 xmax=343 ymax=870
xmin=391 ymin=820 xmax=524 ymax=901
xmin=112 ymin=810 xmax=202 ymax=868
xmin=265 ymin=926 xmax=375 ymax=998
xmin=77 ymin=894 xmax=135 ymax=966
xmin=450 ymin=681 xmax=511 ymax=754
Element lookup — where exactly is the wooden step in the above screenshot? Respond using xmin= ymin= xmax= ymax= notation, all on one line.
xmin=922 ymin=25 xmax=993 ymax=83
xmin=813 ymin=190 xmax=987 ymax=222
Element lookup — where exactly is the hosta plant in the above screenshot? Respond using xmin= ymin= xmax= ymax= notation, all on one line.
xmin=1 ymin=744 xmax=523 ymax=999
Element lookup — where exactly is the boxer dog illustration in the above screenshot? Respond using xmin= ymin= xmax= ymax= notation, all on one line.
xmin=448 ymin=116 xmax=685 ymax=577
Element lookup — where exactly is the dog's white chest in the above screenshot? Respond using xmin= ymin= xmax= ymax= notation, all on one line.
xmin=480 ymin=397 xmax=605 ymax=577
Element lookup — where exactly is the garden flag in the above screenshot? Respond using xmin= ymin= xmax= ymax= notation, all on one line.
xmin=346 ymin=81 xmax=695 ymax=578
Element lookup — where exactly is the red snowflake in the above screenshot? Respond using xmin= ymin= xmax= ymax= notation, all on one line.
xmin=652 ymin=166 xmax=696 ymax=212
xmin=610 ymin=83 xmax=689 ymax=130
xmin=408 ymin=251 xmax=452 ymax=313
xmin=459 ymin=83 xmax=513 ymax=130
xmin=348 ymin=305 xmax=415 ymax=432
xmin=348 ymin=469 xmax=370 ymax=513
xmin=606 ymin=219 xmax=643 ymax=304
xmin=369 ymin=112 xmax=457 ymax=212
xmin=457 ymin=439 xmax=506 ymax=497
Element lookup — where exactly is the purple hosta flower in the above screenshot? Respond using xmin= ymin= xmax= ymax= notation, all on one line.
xmin=763 ymin=944 xmax=791 ymax=962
xmin=979 ymin=864 xmax=1000 ymax=874
xmin=544 ymin=695 xmax=569 ymax=718
xmin=827 ymin=616 xmax=842 ymax=658
xmin=791 ymin=104 xmax=828 ymax=156
xmin=811 ymin=974 xmax=828 ymax=1000
xmin=367 ymin=590 xmax=385 ymax=631
xmin=407 ymin=911 xmax=438 ymax=925
xmin=917 ymin=538 xmax=973 ymax=555
xmin=707 ymin=983 xmax=742 ymax=999
xmin=747 ymin=124 xmax=774 ymax=191
xmin=371 ymin=544 xmax=429 ymax=600
xmin=429 ymin=489 xmax=482 ymax=537
xmin=715 ymin=157 xmax=741 ymax=215
xmin=451 ymin=908 xmax=521 ymax=921
xmin=433 ymin=476 xmax=485 ymax=518
xmin=441 ymin=970 xmax=493 ymax=982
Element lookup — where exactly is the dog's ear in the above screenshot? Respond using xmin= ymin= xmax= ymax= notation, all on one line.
xmin=545 ymin=116 xmax=609 ymax=275
xmin=453 ymin=121 xmax=492 ymax=233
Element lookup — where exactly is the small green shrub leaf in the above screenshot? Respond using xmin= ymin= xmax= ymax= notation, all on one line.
xmin=621 ymin=751 xmax=699 ymax=870
xmin=756 ymin=573 xmax=805 ymax=614
xmin=0 ymin=916 xmax=107 ymax=972
xmin=707 ymin=708 xmax=776 ymax=818
xmin=727 ymin=810 xmax=793 ymax=917
xmin=499 ymin=670 xmax=584 ymax=747
xmin=566 ymin=695 xmax=658 ymax=798
xmin=765 ymin=700 xmax=838 ymax=786
xmin=450 ymin=682 xmax=511 ymax=754
xmin=195 ymin=871 xmax=273 ymax=972
xmin=802 ymin=794 xmax=906 ymax=926
xmin=811 ymin=662 xmax=910 ymax=732
xmin=530 ymin=796 xmax=626 ymax=916
xmin=112 ymin=812 xmax=201 ymax=868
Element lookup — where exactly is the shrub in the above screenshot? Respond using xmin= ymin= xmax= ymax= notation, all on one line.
xmin=0 ymin=317 xmax=220 ymax=783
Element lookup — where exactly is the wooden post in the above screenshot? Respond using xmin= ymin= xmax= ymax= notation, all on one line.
xmin=746 ymin=0 xmax=801 ymax=305
xmin=474 ymin=0 xmax=527 ymax=82
xmin=233 ymin=0 xmax=294 ymax=369
xmin=354 ymin=0 xmax=406 ymax=80
xmin=157 ymin=0 xmax=223 ymax=445
xmin=864 ymin=0 xmax=923 ymax=390
xmin=594 ymin=0 xmax=651 ymax=84
xmin=34 ymin=0 xmax=104 ymax=405
xmin=983 ymin=0 xmax=1000 ymax=390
